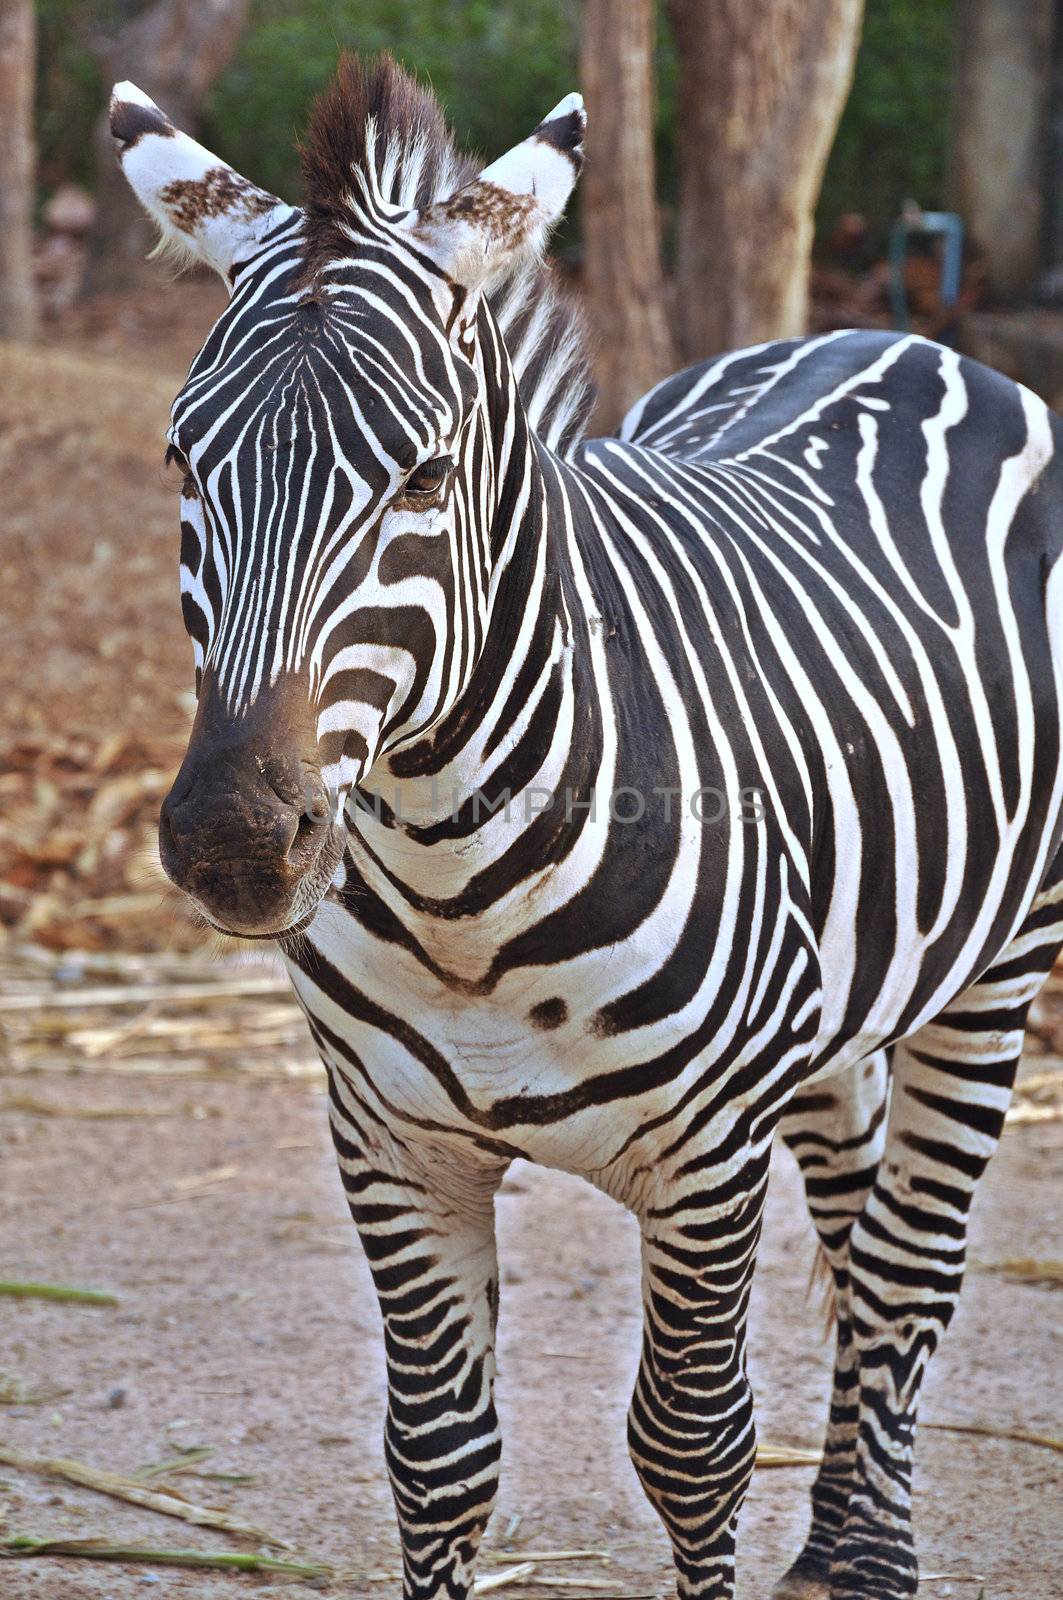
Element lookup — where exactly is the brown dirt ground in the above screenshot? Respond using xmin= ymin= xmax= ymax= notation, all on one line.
xmin=1 ymin=285 xmax=1061 ymax=1599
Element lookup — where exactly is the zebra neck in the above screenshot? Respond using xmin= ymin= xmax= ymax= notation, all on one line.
xmin=343 ymin=428 xmax=604 ymax=914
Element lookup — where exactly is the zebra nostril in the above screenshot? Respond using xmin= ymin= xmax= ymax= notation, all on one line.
xmin=286 ymin=783 xmax=330 ymax=863
xmin=287 ymin=810 xmax=319 ymax=862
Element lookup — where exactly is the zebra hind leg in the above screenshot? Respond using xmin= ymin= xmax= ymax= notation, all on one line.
xmin=827 ymin=870 xmax=1063 ymax=1598
xmin=772 ymin=1050 xmax=891 ymax=1600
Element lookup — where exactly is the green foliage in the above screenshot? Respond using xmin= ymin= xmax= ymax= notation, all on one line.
xmin=203 ymin=0 xmax=580 ymax=206
xmin=36 ymin=0 xmax=107 ymax=192
xmin=818 ymin=0 xmax=956 ymax=236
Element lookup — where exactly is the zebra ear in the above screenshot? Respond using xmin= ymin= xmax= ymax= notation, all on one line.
xmin=409 ymin=92 xmax=585 ymax=294
xmin=109 ymin=81 xmax=296 ymax=282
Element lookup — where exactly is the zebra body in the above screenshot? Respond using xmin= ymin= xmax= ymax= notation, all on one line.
xmin=111 ymin=57 xmax=1063 ymax=1600
xmin=292 ymin=330 xmax=1062 ymax=1171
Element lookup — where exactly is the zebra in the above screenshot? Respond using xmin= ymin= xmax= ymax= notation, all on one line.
xmin=109 ymin=54 xmax=1063 ymax=1600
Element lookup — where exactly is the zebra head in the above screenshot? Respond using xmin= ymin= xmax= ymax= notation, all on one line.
xmin=110 ymin=57 xmax=586 ymax=938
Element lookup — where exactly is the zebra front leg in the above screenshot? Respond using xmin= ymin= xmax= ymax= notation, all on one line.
xmin=628 ymin=1157 xmax=770 ymax=1600
xmin=773 ymin=1051 xmax=890 ymax=1599
xmin=328 ymin=1081 xmax=506 ymax=1600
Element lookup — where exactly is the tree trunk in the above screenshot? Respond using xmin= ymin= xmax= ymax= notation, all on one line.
xmin=949 ymin=0 xmax=1054 ymax=302
xmin=83 ymin=0 xmax=251 ymax=296
xmin=668 ymin=0 xmax=864 ymax=362
xmin=0 ymin=0 xmax=37 ymax=340
xmin=580 ymin=0 xmax=675 ymax=431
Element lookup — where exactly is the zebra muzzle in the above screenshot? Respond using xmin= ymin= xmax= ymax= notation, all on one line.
xmin=158 ymin=679 xmax=341 ymax=938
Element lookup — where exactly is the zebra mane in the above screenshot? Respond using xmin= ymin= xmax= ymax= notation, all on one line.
xmin=300 ymin=53 xmax=593 ymax=456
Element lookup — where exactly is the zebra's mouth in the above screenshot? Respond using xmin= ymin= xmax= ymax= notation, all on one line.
xmin=201 ymin=908 xmax=319 ymax=942
xmin=171 ymin=820 xmax=346 ymax=943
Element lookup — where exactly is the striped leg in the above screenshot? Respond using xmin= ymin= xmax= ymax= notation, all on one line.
xmin=328 ymin=1076 xmax=506 ymax=1600
xmin=773 ymin=1053 xmax=890 ymax=1599
xmin=628 ymin=1158 xmax=769 ymax=1600
xmin=827 ymin=872 xmax=1063 ymax=1598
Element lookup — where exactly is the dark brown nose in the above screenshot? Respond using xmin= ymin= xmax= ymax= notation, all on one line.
xmin=159 ymin=747 xmax=332 ymax=936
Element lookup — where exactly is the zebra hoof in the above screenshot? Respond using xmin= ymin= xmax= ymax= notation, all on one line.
xmin=770 ymin=1580 xmax=829 ymax=1600
xmin=770 ymin=1558 xmax=830 ymax=1600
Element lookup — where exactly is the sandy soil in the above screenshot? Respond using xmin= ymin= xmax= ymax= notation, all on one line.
xmin=0 ymin=284 xmax=1061 ymax=1598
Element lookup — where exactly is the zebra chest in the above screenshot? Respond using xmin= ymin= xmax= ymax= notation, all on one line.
xmin=285 ymin=901 xmax=716 ymax=1172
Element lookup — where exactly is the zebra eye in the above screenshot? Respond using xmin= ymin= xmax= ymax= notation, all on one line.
xmin=165 ymin=443 xmax=194 ymax=489
xmin=401 ymin=454 xmax=453 ymax=501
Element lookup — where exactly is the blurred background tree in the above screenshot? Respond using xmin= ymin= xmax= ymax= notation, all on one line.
xmin=581 ymin=0 xmax=674 ymax=425
xmin=667 ymin=0 xmax=864 ymax=363
xmin=0 ymin=0 xmax=37 ymax=339
xmin=949 ymin=0 xmax=1056 ymax=300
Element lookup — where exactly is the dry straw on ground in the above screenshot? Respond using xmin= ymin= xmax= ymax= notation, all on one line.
xmin=0 ymin=942 xmax=319 ymax=1083
xmin=0 ymin=1444 xmax=287 ymax=1546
